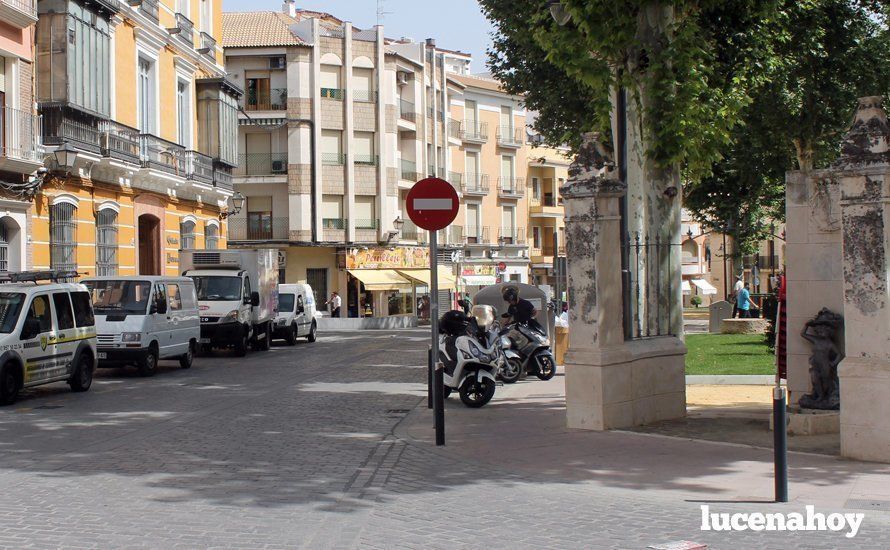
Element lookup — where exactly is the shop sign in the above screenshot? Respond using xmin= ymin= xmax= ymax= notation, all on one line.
xmin=346 ymin=247 xmax=430 ymax=269
xmin=166 ymin=252 xmax=178 ymax=265
xmin=167 ymin=236 xmax=179 ymax=245
xmin=461 ymin=265 xmax=495 ymax=276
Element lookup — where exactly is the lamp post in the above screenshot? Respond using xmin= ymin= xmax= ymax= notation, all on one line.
xmin=219 ymin=191 xmax=245 ymax=221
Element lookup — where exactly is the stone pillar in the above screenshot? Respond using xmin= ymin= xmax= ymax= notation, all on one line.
xmin=836 ymin=96 xmax=890 ymax=462
xmin=562 ymin=134 xmax=686 ymax=430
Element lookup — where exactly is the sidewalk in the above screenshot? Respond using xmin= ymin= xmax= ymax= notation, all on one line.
xmin=395 ymin=369 xmax=890 ymax=512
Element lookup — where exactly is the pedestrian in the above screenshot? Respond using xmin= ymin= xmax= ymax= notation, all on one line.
xmin=731 ymin=275 xmax=744 ymax=318
xmin=464 ymin=291 xmax=472 ymax=307
xmin=325 ymin=292 xmax=341 ymax=318
xmin=736 ymin=282 xmax=755 ymax=318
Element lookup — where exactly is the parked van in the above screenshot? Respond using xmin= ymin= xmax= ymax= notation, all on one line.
xmin=273 ymin=284 xmax=318 ymax=344
xmin=82 ymin=276 xmax=200 ymax=376
xmin=0 ymin=272 xmax=97 ymax=406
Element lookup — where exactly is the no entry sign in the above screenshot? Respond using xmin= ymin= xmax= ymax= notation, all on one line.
xmin=406 ymin=177 xmax=459 ymax=231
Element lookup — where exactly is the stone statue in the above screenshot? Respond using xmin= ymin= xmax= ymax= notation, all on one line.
xmin=798 ymin=308 xmax=844 ymax=410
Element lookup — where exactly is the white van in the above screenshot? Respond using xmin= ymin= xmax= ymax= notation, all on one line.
xmin=0 ymin=275 xmax=97 ymax=406
xmin=273 ymin=284 xmax=318 ymax=345
xmin=82 ymin=276 xmax=200 ymax=376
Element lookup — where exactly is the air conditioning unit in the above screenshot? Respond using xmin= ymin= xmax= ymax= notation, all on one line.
xmin=396 ymin=71 xmax=409 ymax=86
xmin=269 ymin=56 xmax=286 ymax=69
xmin=271 ymin=160 xmax=286 ymax=173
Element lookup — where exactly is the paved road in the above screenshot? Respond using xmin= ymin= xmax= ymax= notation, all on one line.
xmin=0 ymin=329 xmax=886 ymax=549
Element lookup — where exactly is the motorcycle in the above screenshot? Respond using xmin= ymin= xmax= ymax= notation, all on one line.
xmin=504 ymin=320 xmax=557 ymax=381
xmin=438 ymin=306 xmax=510 ymax=408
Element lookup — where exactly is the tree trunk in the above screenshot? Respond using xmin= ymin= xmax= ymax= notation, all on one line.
xmin=793 ymin=138 xmax=814 ymax=171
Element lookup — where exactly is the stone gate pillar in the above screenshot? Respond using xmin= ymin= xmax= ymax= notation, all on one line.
xmin=562 ymin=134 xmax=686 ymax=430
xmin=836 ymin=96 xmax=890 ymax=462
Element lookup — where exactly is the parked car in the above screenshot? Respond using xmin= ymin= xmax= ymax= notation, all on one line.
xmin=82 ymin=276 xmax=200 ymax=376
xmin=0 ymin=272 xmax=97 ymax=405
xmin=273 ymin=284 xmax=318 ymax=344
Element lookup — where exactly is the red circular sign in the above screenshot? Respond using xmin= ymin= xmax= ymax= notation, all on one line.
xmin=498 ymin=262 xmax=507 ymax=271
xmin=405 ymin=177 xmax=459 ymax=231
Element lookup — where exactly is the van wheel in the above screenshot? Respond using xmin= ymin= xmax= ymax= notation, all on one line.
xmin=234 ymin=330 xmax=249 ymax=357
xmin=179 ymin=342 xmax=195 ymax=369
xmin=0 ymin=363 xmax=20 ymax=406
xmin=285 ymin=325 xmax=297 ymax=346
xmin=307 ymin=322 xmax=317 ymax=343
xmin=258 ymin=324 xmax=272 ymax=351
xmin=138 ymin=347 xmax=158 ymax=377
xmin=69 ymin=353 xmax=94 ymax=392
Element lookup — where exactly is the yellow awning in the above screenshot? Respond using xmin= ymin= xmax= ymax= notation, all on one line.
xmin=397 ymin=268 xmax=457 ymax=289
xmin=347 ymin=269 xmax=413 ymax=291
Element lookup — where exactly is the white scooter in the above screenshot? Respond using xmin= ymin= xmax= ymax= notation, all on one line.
xmin=438 ymin=306 xmax=509 ymax=408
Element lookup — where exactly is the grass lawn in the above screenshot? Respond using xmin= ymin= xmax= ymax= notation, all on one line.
xmin=685 ymin=333 xmax=776 ymax=375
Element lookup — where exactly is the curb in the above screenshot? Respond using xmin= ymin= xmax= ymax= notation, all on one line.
xmin=686 ymin=375 xmax=776 ymax=385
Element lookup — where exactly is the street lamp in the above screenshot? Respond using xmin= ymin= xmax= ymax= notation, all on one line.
xmin=219 ymin=191 xmax=245 ymax=220
xmin=53 ymin=141 xmax=79 ymax=173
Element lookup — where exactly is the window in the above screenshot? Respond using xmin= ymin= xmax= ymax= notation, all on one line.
xmin=321 ymin=130 xmax=343 ymax=165
xmin=353 ymin=67 xmax=374 ymax=102
xmin=354 ymin=132 xmax=375 ymax=165
xmin=166 ymin=284 xmax=183 ymax=311
xmin=25 ymin=295 xmax=52 ymax=335
xmin=138 ymin=56 xmax=156 ymax=134
xmin=180 ymin=220 xmax=196 ymax=249
xmin=245 ymin=77 xmax=271 ymax=111
xmin=153 ymin=284 xmax=167 ymax=311
xmin=321 ymin=195 xmax=344 ymax=229
xmin=70 ymin=291 xmax=95 ymax=327
xmin=502 ymin=206 xmax=516 ymax=243
xmin=501 ymin=156 xmax=515 ymax=190
xmin=306 ymin=268 xmax=327 ymax=311
xmin=466 ymin=152 xmax=480 ymax=185
xmin=355 ymin=197 xmax=376 ymax=229
xmin=52 ymin=293 xmax=75 ymax=330
xmin=176 ymin=0 xmax=189 ymax=16
xmin=205 ymin=223 xmax=219 ymax=249
xmin=0 ymin=293 xmax=25 ymax=334
xmin=50 ymin=203 xmax=77 ymax=272
xmin=532 ymin=177 xmax=541 ymax=199
xmin=320 ymin=64 xmax=342 ymax=99
xmin=500 ymin=105 xmax=512 ymax=131
xmin=0 ymin=223 xmax=7 ymax=272
xmin=242 ymin=276 xmax=251 ymax=302
xmin=466 ymin=203 xmax=481 ymax=242
xmin=533 ymin=227 xmax=541 ymax=249
xmin=177 ymin=80 xmax=191 ymax=147
xmin=465 ymin=100 xmax=477 ymax=125
xmin=96 ymin=209 xmax=118 ymax=276
xmin=200 ymin=0 xmax=212 ymax=32
xmin=247 ymin=196 xmax=272 ymax=239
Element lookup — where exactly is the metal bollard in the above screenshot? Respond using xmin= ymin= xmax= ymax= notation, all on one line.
xmin=427 ymin=346 xmax=433 ymax=409
xmin=434 ymin=361 xmax=445 ymax=446
xmin=773 ymin=385 xmax=788 ymax=502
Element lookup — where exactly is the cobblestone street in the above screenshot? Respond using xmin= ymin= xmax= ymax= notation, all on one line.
xmin=0 ymin=329 xmax=887 ymax=549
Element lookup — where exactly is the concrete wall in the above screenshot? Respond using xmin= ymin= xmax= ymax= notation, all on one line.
xmin=784 ymin=170 xmax=845 ymax=401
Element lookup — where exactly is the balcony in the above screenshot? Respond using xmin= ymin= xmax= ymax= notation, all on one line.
xmin=235 ymin=152 xmax=288 ymax=176
xmin=400 ymin=220 xmax=427 ymax=244
xmin=399 ymin=99 xmax=417 ymax=123
xmin=498 ymin=177 xmax=525 ymax=198
xmin=322 ymin=152 xmax=345 ymax=166
xmin=355 ymin=219 xmax=379 ymax=230
xmin=426 ymin=108 xmax=444 ymax=122
xmin=447 ymin=171 xmax=462 ymax=188
xmin=321 ymin=88 xmax=345 ymax=101
xmin=353 ymin=90 xmax=377 ymax=103
xmin=322 ymin=218 xmax=346 ymax=230
xmin=228 ymin=217 xmax=289 ymax=242
xmin=497 ymin=125 xmax=524 ymax=148
xmin=529 ymin=194 xmax=564 ymax=217
xmin=0 ymin=106 xmax=41 ymax=173
xmin=400 ymin=159 xmax=421 ymax=182
xmin=462 ymin=174 xmax=489 ymax=196
xmin=169 ymin=12 xmax=194 ymax=46
xmin=245 ymin=88 xmax=287 ymax=111
xmin=499 ymin=227 xmax=526 ymax=245
xmin=464 ymin=226 xmax=490 ymax=245
xmin=99 ymin=120 xmax=141 ymax=164
xmin=212 ymin=164 xmax=233 ymax=190
xmin=427 ymin=165 xmax=445 ymax=179
xmin=139 ymin=134 xmax=186 ymax=175
xmin=184 ymin=150 xmax=214 ymax=185
xmin=355 ymin=154 xmax=379 ymax=167
xmin=198 ymin=31 xmax=216 ymax=57
xmin=0 ymin=0 xmax=36 ymax=28
xmin=461 ymin=120 xmax=488 ymax=143
xmin=447 ymin=119 xmax=461 ymax=140
xmin=41 ymin=105 xmax=102 ymax=154
xmin=128 ymin=0 xmax=159 ymax=24
xmin=436 ymin=226 xmax=463 ymax=246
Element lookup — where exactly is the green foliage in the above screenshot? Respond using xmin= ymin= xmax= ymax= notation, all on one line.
xmin=685 ymin=334 xmax=776 ymax=375
xmin=690 ymin=295 xmax=703 ymax=308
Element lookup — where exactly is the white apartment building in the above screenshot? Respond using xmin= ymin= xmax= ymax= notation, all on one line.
xmin=222 ymin=4 xmax=529 ymax=319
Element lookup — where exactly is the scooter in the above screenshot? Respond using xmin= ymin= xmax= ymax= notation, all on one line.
xmin=505 ymin=320 xmax=557 ymax=381
xmin=438 ymin=306 xmax=509 ymax=408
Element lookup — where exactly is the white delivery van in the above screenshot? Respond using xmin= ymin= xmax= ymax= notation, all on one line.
xmin=180 ymin=249 xmax=278 ymax=356
xmin=0 ymin=272 xmax=97 ymax=406
xmin=273 ymin=283 xmax=318 ymax=345
xmin=81 ymin=276 xmax=200 ymax=376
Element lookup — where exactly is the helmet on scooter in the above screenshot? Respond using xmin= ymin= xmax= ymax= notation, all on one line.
xmin=502 ymin=286 xmax=519 ymax=303
xmin=439 ymin=310 xmax=470 ymax=335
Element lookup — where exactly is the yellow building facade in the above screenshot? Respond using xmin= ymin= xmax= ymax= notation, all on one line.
xmin=527 ymin=145 xmax=571 ymax=287
xmin=32 ymin=0 xmax=237 ymax=276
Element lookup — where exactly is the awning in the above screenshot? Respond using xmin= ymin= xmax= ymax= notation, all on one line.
xmin=348 ymin=269 xmax=413 ymax=291
xmin=462 ymin=275 xmax=497 ymax=286
xmin=691 ymin=279 xmax=718 ymax=295
xmin=397 ymin=268 xmax=457 ymax=289
xmin=681 ymin=280 xmax=691 ymax=295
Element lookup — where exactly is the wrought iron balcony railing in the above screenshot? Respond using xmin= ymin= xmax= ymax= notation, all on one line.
xmin=496 ymin=125 xmax=524 ymax=147
xmin=498 ymin=177 xmax=526 ymax=198
xmin=322 ymin=152 xmax=345 ymax=166
xmin=228 ymin=217 xmax=289 ymax=241
xmin=321 ymin=88 xmax=345 ymax=100
xmin=322 ymin=218 xmax=346 ymax=230
xmin=400 ymin=158 xmax=421 ymax=181
xmin=399 ymin=99 xmax=417 ymax=122
xmin=1 ymin=106 xmax=41 ymax=163
xmin=169 ymin=12 xmax=194 ymax=46
xmin=461 ymin=120 xmax=488 ymax=142
xmin=465 ymin=226 xmax=490 ymax=244
xmin=355 ymin=154 xmax=379 ymax=166
xmin=139 ymin=133 xmax=186 ymax=175
xmin=128 ymin=0 xmax=159 ymax=24
xmin=462 ymin=173 xmax=490 ymax=195
xmin=184 ymin=150 xmax=213 ymax=184
xmin=198 ymin=31 xmax=216 ymax=57
xmin=499 ymin=227 xmax=526 ymax=245
xmin=245 ymin=88 xmax=287 ymax=111
xmin=236 ymin=152 xmax=288 ymax=175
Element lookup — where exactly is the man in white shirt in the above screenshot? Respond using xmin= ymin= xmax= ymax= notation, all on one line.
xmin=326 ymin=292 xmax=342 ymax=318
xmin=732 ymin=276 xmax=744 ymax=318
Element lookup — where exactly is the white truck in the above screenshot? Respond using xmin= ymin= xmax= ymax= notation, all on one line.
xmin=180 ymin=249 xmax=278 ymax=357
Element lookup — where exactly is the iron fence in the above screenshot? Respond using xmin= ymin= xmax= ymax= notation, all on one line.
xmin=624 ymin=232 xmax=680 ymax=339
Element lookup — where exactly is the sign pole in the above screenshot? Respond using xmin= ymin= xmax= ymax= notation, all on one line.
xmin=431 ymin=230 xmax=445 ymax=445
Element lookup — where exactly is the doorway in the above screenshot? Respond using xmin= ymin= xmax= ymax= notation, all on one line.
xmin=138 ymin=214 xmax=161 ymax=275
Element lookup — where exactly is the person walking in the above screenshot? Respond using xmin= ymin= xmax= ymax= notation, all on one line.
xmin=736 ymin=282 xmax=756 ymax=318
xmin=326 ymin=292 xmax=342 ymax=318
xmin=731 ymin=276 xmax=744 ymax=318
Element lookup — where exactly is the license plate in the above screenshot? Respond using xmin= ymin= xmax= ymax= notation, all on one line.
xmin=199 ymin=338 xmax=210 ymax=344
xmin=97 ymin=352 xmax=107 ymax=359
